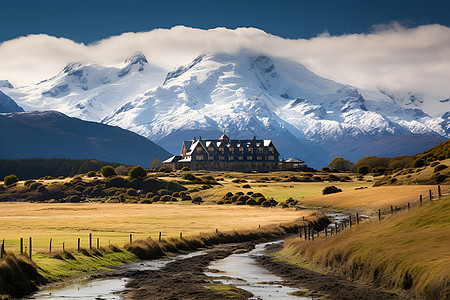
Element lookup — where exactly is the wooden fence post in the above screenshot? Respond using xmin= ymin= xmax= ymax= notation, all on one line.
xmin=420 ymin=195 xmax=423 ymax=205
xmin=49 ymin=238 xmax=52 ymax=253
xmin=378 ymin=209 xmax=381 ymax=221
xmin=391 ymin=206 xmax=394 ymax=214
xmin=298 ymin=228 xmax=302 ymax=238
xmin=335 ymin=222 xmax=338 ymax=234
xmin=349 ymin=216 xmax=352 ymax=227
xmin=159 ymin=232 xmax=162 ymax=242
xmin=97 ymin=238 xmax=99 ymax=249
xmin=77 ymin=238 xmax=80 ymax=251
xmin=1 ymin=239 xmax=4 ymax=259
xmin=20 ymin=238 xmax=23 ymax=254
xmin=311 ymin=229 xmax=314 ymax=240
xmin=29 ymin=237 xmax=32 ymax=260
xmin=304 ymin=226 xmax=307 ymax=241
xmin=180 ymin=232 xmax=183 ymax=239
xmin=429 ymin=189 xmax=432 ymax=202
xmin=89 ymin=233 xmax=92 ymax=249
xmin=216 ymin=228 xmax=218 ymax=233
xmin=408 ymin=203 xmax=410 ymax=210
xmin=325 ymin=227 xmax=327 ymax=237
xmin=63 ymin=242 xmax=65 ymax=252
xmin=438 ymin=185 xmax=441 ymax=197
xmin=129 ymin=234 xmax=132 ymax=244
xmin=356 ymin=213 xmax=359 ymax=225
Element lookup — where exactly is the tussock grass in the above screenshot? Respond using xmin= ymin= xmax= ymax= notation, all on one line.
xmin=0 ymin=253 xmax=46 ymax=297
xmin=283 ymin=197 xmax=450 ymax=299
xmin=127 ymin=212 xmax=330 ymax=259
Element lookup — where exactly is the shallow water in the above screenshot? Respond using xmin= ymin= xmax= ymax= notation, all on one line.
xmin=29 ymin=249 xmax=207 ymax=300
xmin=205 ymin=241 xmax=312 ymax=300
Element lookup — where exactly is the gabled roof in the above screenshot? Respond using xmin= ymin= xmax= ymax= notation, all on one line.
xmin=219 ymin=134 xmax=230 ymax=140
xmin=285 ymin=157 xmax=305 ymax=163
xmin=163 ymin=155 xmax=182 ymax=163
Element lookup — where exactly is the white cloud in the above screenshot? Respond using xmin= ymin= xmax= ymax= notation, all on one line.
xmin=1 ymin=24 xmax=449 ymax=97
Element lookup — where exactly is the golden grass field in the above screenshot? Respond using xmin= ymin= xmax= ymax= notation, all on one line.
xmin=0 ymin=202 xmax=312 ymax=253
xmin=282 ymin=197 xmax=450 ymax=299
xmin=296 ymin=185 xmax=448 ymax=214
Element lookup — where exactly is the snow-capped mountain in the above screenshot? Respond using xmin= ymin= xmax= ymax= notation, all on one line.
xmin=2 ymin=52 xmax=166 ymax=121
xmin=1 ymin=52 xmax=448 ymax=166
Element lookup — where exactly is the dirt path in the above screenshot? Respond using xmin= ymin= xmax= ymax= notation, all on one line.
xmin=117 ymin=242 xmax=254 ymax=299
xmin=256 ymin=243 xmax=405 ymax=300
xmin=111 ymin=239 xmax=404 ymax=300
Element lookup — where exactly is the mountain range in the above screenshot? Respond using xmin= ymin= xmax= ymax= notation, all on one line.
xmin=1 ymin=52 xmax=448 ymax=167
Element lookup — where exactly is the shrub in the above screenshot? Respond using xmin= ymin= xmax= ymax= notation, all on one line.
xmin=216 ymin=200 xmax=225 ymax=205
xmin=412 ymin=158 xmax=425 ymax=168
xmin=231 ymin=179 xmax=240 ymax=183
xmin=181 ymin=167 xmax=191 ymax=171
xmin=261 ymin=200 xmax=272 ymax=207
xmin=126 ymin=188 xmax=139 ymax=196
xmin=87 ymin=171 xmax=97 ymax=177
xmin=128 ymin=165 xmax=147 ymax=179
xmin=4 ymin=174 xmax=19 ymax=186
xmin=192 ymin=197 xmax=203 ymax=204
xmin=100 ymin=166 xmax=116 ymax=177
xmin=247 ymin=191 xmax=253 ymax=195
xmin=237 ymin=195 xmax=250 ymax=203
xmin=246 ymin=199 xmax=257 ymax=205
xmin=357 ymin=165 xmax=369 ymax=175
xmin=236 ymin=192 xmax=245 ymax=196
xmin=434 ymin=164 xmax=448 ymax=172
xmin=251 ymin=192 xmax=264 ymax=198
xmin=321 ymin=167 xmax=332 ymax=172
xmin=67 ymin=195 xmax=82 ymax=203
xmin=182 ymin=173 xmax=197 ymax=181
xmin=157 ymin=189 xmax=169 ymax=196
xmin=322 ymin=185 xmax=342 ymax=195
xmin=435 ymin=174 xmax=447 ymax=183
xmin=430 ymin=162 xmax=440 ymax=167
xmin=225 ymin=192 xmax=233 ymax=198
xmin=242 ymin=184 xmax=251 ymax=188
xmin=328 ymin=157 xmax=354 ymax=171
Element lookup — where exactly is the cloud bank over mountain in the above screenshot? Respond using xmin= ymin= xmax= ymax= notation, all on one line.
xmin=1 ymin=24 xmax=449 ymax=97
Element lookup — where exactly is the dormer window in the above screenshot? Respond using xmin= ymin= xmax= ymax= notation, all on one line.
xmin=248 ymin=148 xmax=253 ymax=154
xmin=258 ymin=147 xmax=263 ymax=154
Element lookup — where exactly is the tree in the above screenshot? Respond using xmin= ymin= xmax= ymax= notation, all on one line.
xmin=100 ymin=166 xmax=116 ymax=177
xmin=357 ymin=165 xmax=370 ymax=175
xmin=4 ymin=174 xmax=19 ymax=186
xmin=412 ymin=158 xmax=425 ymax=168
xmin=128 ymin=165 xmax=147 ymax=179
xmin=328 ymin=157 xmax=354 ymax=171
xmin=150 ymin=158 xmax=163 ymax=168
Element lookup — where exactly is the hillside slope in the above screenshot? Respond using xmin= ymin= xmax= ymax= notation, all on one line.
xmin=283 ymin=198 xmax=450 ymax=299
xmin=0 ymin=111 xmax=171 ymax=165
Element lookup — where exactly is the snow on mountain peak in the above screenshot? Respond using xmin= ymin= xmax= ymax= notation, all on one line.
xmin=0 ymin=80 xmax=14 ymax=89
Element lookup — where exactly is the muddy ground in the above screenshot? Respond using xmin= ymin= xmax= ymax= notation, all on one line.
xmin=105 ymin=238 xmax=404 ymax=300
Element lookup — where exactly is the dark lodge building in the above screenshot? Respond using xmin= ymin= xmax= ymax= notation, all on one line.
xmin=163 ymin=134 xmax=305 ymax=171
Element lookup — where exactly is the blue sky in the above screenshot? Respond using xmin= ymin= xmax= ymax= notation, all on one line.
xmin=1 ymin=0 xmax=449 ymax=43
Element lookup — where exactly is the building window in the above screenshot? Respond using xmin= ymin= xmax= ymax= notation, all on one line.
xmin=196 ymin=148 xmax=202 ymax=154
xmin=219 ymin=156 xmax=225 ymax=160
xmin=219 ymin=147 xmax=224 ymax=153
xmin=258 ymin=147 xmax=263 ymax=154
xmin=269 ymin=147 xmax=274 ymax=153
xmin=228 ymin=156 xmax=234 ymax=160
xmin=238 ymin=156 xmax=244 ymax=160
xmin=248 ymin=148 xmax=253 ymax=153
xmin=208 ymin=147 xmax=214 ymax=153
xmin=257 ymin=156 xmax=262 ymax=160
xmin=229 ymin=147 xmax=234 ymax=154
xmin=268 ymin=155 xmax=274 ymax=160
xmin=247 ymin=156 xmax=253 ymax=160
xmin=238 ymin=147 xmax=244 ymax=153
xmin=196 ymin=155 xmax=204 ymax=160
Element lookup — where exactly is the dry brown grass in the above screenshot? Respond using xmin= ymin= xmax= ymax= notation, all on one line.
xmin=0 ymin=202 xmax=313 ymax=253
xmin=296 ymin=185 xmax=447 ymax=214
xmin=283 ymin=197 xmax=450 ymax=299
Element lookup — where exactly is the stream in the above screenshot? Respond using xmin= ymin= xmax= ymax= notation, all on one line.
xmin=205 ymin=241 xmax=312 ymax=299
xmin=30 ymin=213 xmax=344 ymax=299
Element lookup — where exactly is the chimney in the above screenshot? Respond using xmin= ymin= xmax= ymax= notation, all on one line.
xmin=253 ymin=136 xmax=256 ymax=140
xmin=199 ymin=136 xmax=202 ymax=140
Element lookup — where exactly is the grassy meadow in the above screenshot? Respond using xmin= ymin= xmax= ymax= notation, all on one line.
xmin=280 ymin=197 xmax=450 ymax=299
xmin=0 ymin=202 xmax=311 ymax=253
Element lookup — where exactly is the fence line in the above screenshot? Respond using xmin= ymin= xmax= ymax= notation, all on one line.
xmin=299 ymin=185 xmax=449 ymax=241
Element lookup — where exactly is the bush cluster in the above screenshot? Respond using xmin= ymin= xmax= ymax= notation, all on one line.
xmin=100 ymin=166 xmax=116 ymax=177
xmin=4 ymin=174 xmax=19 ymax=186
xmin=219 ymin=191 xmax=277 ymax=207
